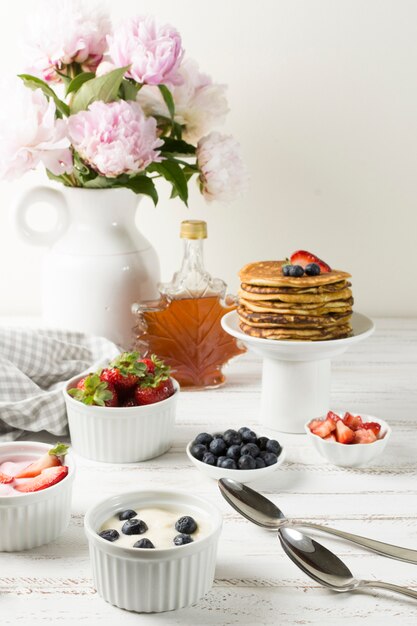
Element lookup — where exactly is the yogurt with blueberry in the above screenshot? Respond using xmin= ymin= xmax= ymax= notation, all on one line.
xmin=98 ymin=506 xmax=212 ymax=549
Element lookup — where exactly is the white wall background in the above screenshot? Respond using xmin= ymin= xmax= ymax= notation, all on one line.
xmin=0 ymin=0 xmax=416 ymax=317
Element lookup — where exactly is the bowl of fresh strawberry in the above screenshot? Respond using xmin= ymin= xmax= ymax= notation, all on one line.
xmin=305 ymin=411 xmax=391 ymax=467
xmin=64 ymin=352 xmax=179 ymax=463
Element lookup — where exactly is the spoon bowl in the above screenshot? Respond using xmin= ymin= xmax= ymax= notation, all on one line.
xmin=278 ymin=526 xmax=417 ymax=601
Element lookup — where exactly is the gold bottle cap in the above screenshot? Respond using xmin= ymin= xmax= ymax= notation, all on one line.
xmin=180 ymin=220 xmax=207 ymax=239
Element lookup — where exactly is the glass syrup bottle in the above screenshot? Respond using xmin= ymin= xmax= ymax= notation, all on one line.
xmin=132 ymin=220 xmax=245 ymax=388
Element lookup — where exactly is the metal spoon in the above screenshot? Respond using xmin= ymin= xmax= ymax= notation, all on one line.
xmin=279 ymin=526 xmax=417 ymax=600
xmin=218 ymin=478 xmax=417 ymax=564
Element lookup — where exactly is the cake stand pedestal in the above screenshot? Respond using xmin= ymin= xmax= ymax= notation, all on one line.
xmin=221 ymin=311 xmax=374 ymax=434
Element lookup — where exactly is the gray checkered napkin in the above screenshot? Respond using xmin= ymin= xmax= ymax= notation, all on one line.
xmin=0 ymin=328 xmax=120 ymax=442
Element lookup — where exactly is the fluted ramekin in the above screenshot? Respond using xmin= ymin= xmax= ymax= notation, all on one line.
xmin=64 ymin=376 xmax=179 ymax=463
xmin=84 ymin=489 xmax=222 ymax=613
xmin=0 ymin=441 xmax=75 ymax=552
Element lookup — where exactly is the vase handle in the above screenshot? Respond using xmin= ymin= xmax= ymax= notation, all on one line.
xmin=14 ymin=186 xmax=69 ymax=247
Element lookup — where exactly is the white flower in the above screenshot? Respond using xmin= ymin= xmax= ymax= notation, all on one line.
xmin=0 ymin=79 xmax=72 ymax=180
xmin=137 ymin=59 xmax=229 ymax=143
xmin=24 ymin=0 xmax=111 ymax=81
xmin=196 ymin=132 xmax=247 ymax=203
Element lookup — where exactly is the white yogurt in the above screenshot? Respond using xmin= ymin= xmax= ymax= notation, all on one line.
xmin=99 ymin=505 xmax=212 ymax=549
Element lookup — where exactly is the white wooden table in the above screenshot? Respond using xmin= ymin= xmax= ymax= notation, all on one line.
xmin=1 ymin=317 xmax=417 ymax=625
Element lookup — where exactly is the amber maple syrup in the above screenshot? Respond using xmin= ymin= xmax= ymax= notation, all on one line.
xmin=132 ymin=220 xmax=245 ymax=389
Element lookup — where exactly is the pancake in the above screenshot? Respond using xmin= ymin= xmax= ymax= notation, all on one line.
xmin=238 ymin=286 xmax=353 ymax=304
xmin=239 ymin=322 xmax=352 ymax=341
xmin=241 ymin=280 xmax=350 ymax=295
xmin=237 ymin=306 xmax=352 ymax=328
xmin=240 ymin=260 xmax=351 ymax=288
xmin=239 ymin=297 xmax=354 ymax=316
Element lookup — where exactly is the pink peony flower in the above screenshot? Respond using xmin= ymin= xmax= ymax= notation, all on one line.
xmin=106 ymin=15 xmax=183 ymax=85
xmin=24 ymin=0 xmax=111 ymax=82
xmin=68 ymin=100 xmax=163 ymax=178
xmin=137 ymin=59 xmax=229 ymax=143
xmin=0 ymin=80 xmax=72 ymax=180
xmin=196 ymin=132 xmax=247 ymax=203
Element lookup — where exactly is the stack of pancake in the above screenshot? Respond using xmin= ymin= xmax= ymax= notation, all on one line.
xmin=238 ymin=261 xmax=353 ymax=341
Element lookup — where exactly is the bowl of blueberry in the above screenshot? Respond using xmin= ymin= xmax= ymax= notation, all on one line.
xmin=186 ymin=427 xmax=285 ymax=483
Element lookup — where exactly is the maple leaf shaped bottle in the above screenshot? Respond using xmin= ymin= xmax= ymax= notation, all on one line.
xmin=132 ymin=220 xmax=245 ymax=388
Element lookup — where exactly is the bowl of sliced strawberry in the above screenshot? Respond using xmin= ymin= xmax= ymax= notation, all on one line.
xmin=64 ymin=352 xmax=179 ymax=463
xmin=305 ymin=411 xmax=391 ymax=467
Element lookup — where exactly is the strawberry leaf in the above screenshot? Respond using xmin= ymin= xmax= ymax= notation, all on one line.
xmin=49 ymin=443 xmax=69 ymax=457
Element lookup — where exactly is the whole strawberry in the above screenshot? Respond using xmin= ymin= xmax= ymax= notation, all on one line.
xmin=134 ymin=378 xmax=175 ymax=406
xmin=68 ymin=373 xmax=118 ymax=407
xmin=100 ymin=352 xmax=147 ymax=391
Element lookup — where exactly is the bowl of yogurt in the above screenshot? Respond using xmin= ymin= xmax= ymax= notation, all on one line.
xmin=0 ymin=441 xmax=75 ymax=551
xmin=84 ymin=489 xmax=223 ymax=613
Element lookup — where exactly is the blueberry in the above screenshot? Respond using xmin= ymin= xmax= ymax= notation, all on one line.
xmin=202 ymin=451 xmax=216 ymax=465
xmin=282 ymin=264 xmax=291 ymax=276
xmin=212 ymin=433 xmax=224 ymax=439
xmin=305 ymin=262 xmax=321 ymax=276
xmin=263 ymin=452 xmax=278 ymax=466
xmin=209 ymin=438 xmax=227 ymax=456
xmin=194 ymin=432 xmax=213 ymax=446
xmin=121 ymin=518 xmax=148 ymax=535
xmin=238 ymin=454 xmax=256 ymax=470
xmin=266 ymin=439 xmax=282 ymax=456
xmin=216 ymin=455 xmax=228 ymax=467
xmin=175 ymin=516 xmax=197 ymax=534
xmin=118 ymin=509 xmax=137 ymax=521
xmin=257 ymin=436 xmax=269 ymax=451
xmin=255 ymin=457 xmax=266 ymax=469
xmin=173 ymin=533 xmax=193 ymax=546
xmin=99 ymin=529 xmax=119 ymax=542
xmin=133 ymin=538 xmax=155 ymax=549
xmin=241 ymin=443 xmax=260 ymax=458
xmin=288 ymin=265 xmax=304 ymax=277
xmin=238 ymin=426 xmax=251 ymax=435
xmin=223 ymin=429 xmax=242 ymax=446
xmin=226 ymin=444 xmax=242 ymax=460
xmin=240 ymin=429 xmax=258 ymax=444
xmin=220 ymin=458 xmax=237 ymax=470
xmin=190 ymin=443 xmax=207 ymax=461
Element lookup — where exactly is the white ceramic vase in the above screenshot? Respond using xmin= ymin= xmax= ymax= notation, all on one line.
xmin=14 ymin=186 xmax=160 ymax=348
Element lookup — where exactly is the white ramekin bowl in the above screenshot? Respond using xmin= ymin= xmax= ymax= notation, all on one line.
xmin=186 ymin=441 xmax=286 ymax=484
xmin=305 ymin=414 xmax=391 ymax=467
xmin=84 ymin=489 xmax=222 ymax=613
xmin=0 ymin=441 xmax=75 ymax=551
xmin=63 ymin=375 xmax=179 ymax=463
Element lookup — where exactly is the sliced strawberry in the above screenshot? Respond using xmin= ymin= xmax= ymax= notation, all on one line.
xmin=15 ymin=443 xmax=69 ymax=479
xmin=327 ymin=411 xmax=341 ymax=423
xmin=311 ymin=417 xmax=336 ymax=438
xmin=335 ymin=420 xmax=355 ymax=444
xmin=290 ymin=250 xmax=331 ymax=273
xmin=363 ymin=422 xmax=381 ymax=436
xmin=308 ymin=419 xmax=323 ymax=432
xmin=343 ymin=412 xmax=364 ymax=431
xmin=354 ymin=428 xmax=377 ymax=444
xmin=0 ymin=472 xmax=13 ymax=484
xmin=324 ymin=433 xmax=337 ymax=441
xmin=15 ymin=466 xmax=68 ymax=493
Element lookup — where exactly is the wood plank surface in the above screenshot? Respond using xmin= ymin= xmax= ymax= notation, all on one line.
xmin=1 ymin=317 xmax=416 ymax=625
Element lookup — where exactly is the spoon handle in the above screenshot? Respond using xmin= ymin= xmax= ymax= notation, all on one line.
xmin=361 ymin=580 xmax=417 ymax=600
xmin=297 ymin=522 xmax=417 ymax=564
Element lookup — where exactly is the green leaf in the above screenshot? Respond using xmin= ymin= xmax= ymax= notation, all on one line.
xmin=83 ymin=176 xmax=115 ymax=189
xmin=49 ymin=443 xmax=69 ymax=457
xmin=160 ymin=137 xmax=196 ymax=156
xmin=158 ymin=84 xmax=175 ymax=119
xmin=18 ymin=74 xmax=70 ymax=117
xmin=149 ymin=160 xmax=188 ymax=205
xmin=122 ymin=176 xmax=159 ymax=205
xmin=66 ymin=72 xmax=95 ymax=96
xmin=70 ymin=66 xmax=130 ymax=114
xmin=119 ymin=79 xmax=140 ymax=101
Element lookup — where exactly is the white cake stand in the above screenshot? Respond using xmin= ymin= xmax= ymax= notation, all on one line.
xmin=221 ymin=311 xmax=375 ymax=434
